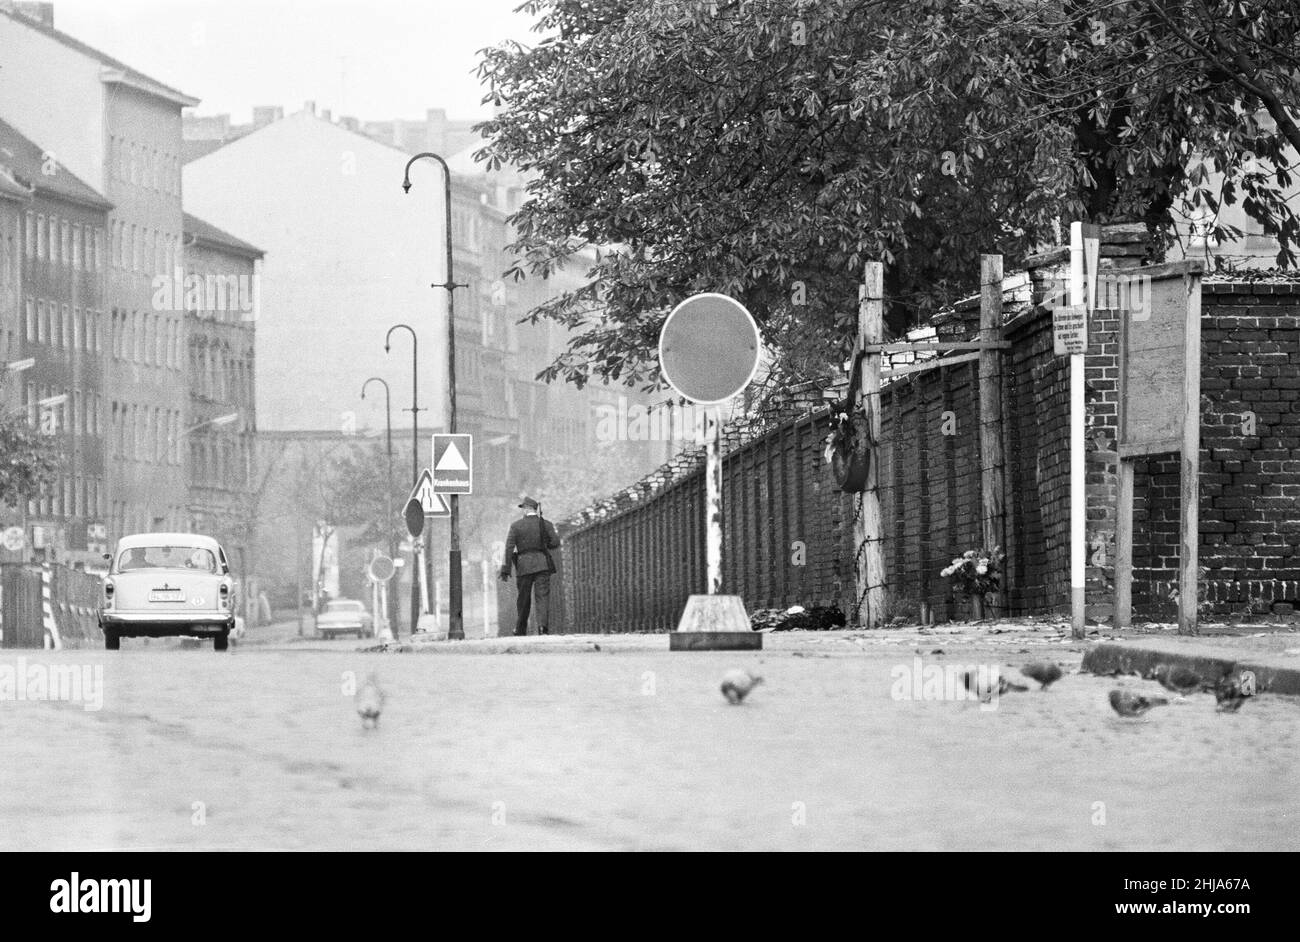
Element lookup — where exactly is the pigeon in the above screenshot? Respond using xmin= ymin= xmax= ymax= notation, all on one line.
xmin=720 ymin=668 xmax=763 ymax=705
xmin=1108 ymin=689 xmax=1169 ymax=717
xmin=1021 ymin=662 xmax=1063 ymax=690
xmin=962 ymin=670 xmax=1027 ymax=701
xmin=356 ymin=674 xmax=385 ymax=728
xmin=1152 ymin=664 xmax=1204 ymax=696
xmin=1213 ymin=675 xmax=1250 ymax=713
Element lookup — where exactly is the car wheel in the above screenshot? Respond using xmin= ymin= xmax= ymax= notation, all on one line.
xmin=104 ymin=630 xmax=120 ymax=651
xmin=214 ymin=631 xmax=229 ymax=652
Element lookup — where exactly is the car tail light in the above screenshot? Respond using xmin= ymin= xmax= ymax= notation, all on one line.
xmin=219 ymin=581 xmax=231 ymax=610
xmin=103 ymin=579 xmax=114 ymax=610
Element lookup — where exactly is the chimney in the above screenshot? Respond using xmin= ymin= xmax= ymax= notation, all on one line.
xmin=303 ymin=100 xmax=317 ymax=116
xmin=252 ymin=105 xmax=284 ymax=128
xmin=13 ymin=2 xmax=54 ymax=27
xmin=321 ymin=108 xmax=332 ymax=122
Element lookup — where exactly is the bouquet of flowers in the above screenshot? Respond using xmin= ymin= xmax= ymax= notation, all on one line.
xmin=941 ymin=547 xmax=1004 ymax=599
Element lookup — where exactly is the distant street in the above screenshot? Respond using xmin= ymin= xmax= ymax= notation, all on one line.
xmin=2 ymin=628 xmax=1297 ymax=851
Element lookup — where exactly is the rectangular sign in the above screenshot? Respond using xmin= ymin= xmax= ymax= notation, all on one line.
xmin=1053 ymin=304 xmax=1088 ymax=355
xmin=431 ymin=433 xmax=473 ymax=494
xmin=1117 ymin=261 xmax=1203 ymax=456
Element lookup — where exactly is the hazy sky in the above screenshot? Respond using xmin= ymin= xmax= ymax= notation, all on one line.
xmin=53 ymin=0 xmax=541 ymax=124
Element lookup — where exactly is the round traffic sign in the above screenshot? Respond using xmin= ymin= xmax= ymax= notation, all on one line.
xmin=404 ymin=498 xmax=425 ymax=538
xmin=2 ymin=526 xmax=24 ymax=552
xmin=368 ymin=555 xmax=396 ymax=582
xmin=658 ymin=293 xmax=761 ymax=404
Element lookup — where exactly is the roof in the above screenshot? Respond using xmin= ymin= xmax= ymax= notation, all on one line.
xmin=183 ymin=211 xmax=263 ymax=258
xmin=0 ymin=116 xmax=111 ymax=210
xmin=114 ymin=532 xmax=223 ymax=550
xmin=0 ymin=6 xmax=198 ymax=107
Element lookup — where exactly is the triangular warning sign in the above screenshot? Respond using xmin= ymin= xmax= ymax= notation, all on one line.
xmin=436 ymin=442 xmax=469 ymax=471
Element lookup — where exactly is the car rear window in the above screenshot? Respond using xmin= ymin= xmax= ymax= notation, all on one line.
xmin=325 ymin=601 xmax=364 ymax=613
xmin=117 ymin=546 xmax=218 ymax=574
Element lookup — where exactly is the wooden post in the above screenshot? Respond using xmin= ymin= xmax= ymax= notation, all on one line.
xmin=854 ymin=262 xmax=885 ymax=628
xmin=979 ymin=255 xmax=1007 ymax=617
xmin=1179 ymin=271 xmax=1202 ymax=634
xmin=1069 ymin=224 xmax=1087 ymax=639
xmin=1115 ymin=460 xmax=1134 ymax=628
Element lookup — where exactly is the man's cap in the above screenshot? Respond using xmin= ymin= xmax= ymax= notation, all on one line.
xmin=518 ymin=496 xmax=540 ymax=510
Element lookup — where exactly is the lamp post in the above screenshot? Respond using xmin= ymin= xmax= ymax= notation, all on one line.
xmin=402 ymin=151 xmax=468 ymax=640
xmin=361 ymin=376 xmax=398 ymax=638
xmin=385 ymin=324 xmax=426 ymax=634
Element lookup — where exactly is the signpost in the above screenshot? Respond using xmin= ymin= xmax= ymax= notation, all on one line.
xmin=659 ymin=293 xmax=762 ymax=651
xmin=1113 ymin=259 xmax=1205 ymax=634
xmin=367 ymin=553 xmax=395 ymax=640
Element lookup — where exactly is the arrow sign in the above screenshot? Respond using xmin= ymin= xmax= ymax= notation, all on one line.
xmin=408 ymin=469 xmax=451 ymax=516
xmin=431 ymin=434 xmax=473 ymax=494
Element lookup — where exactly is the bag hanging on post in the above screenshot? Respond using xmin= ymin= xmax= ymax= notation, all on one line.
xmin=830 ymin=350 xmax=873 ymax=493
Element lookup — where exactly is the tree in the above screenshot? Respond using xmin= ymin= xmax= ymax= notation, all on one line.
xmin=0 ymin=379 xmax=60 ymax=510
xmin=477 ymin=0 xmax=1300 ymax=391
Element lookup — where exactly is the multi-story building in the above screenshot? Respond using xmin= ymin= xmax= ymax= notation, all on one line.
xmin=0 ymin=116 xmax=110 ymax=567
xmin=181 ymin=211 xmax=261 ymax=595
xmin=0 ymin=1 xmax=200 ymax=548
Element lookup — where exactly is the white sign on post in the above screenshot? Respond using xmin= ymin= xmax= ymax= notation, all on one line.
xmin=1053 ymin=304 xmax=1088 ymax=355
xmin=408 ymin=469 xmax=450 ymax=516
xmin=431 ymin=434 xmax=473 ymax=495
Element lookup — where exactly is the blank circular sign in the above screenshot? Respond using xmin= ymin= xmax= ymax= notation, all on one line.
xmin=658 ymin=293 xmax=760 ymax=403
xmin=368 ymin=555 xmax=396 ymax=582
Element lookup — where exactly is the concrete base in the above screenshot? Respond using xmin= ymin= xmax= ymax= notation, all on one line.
xmin=669 ymin=630 xmax=762 ymax=651
xmin=669 ymin=594 xmax=761 ymax=651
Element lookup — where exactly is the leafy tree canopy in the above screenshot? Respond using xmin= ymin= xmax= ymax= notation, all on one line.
xmin=0 ymin=381 xmax=60 ymax=509
xmin=478 ymin=0 xmax=1300 ymax=389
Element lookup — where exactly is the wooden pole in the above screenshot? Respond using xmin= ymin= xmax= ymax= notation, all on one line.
xmin=979 ymin=255 xmax=1007 ymax=617
xmin=1069 ymin=224 xmax=1087 ymax=639
xmin=1115 ymin=460 xmax=1134 ymax=628
xmin=1179 ymin=271 xmax=1202 ymax=634
xmin=854 ymin=262 xmax=885 ymax=628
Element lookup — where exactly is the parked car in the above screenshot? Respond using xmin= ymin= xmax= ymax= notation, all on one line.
xmin=98 ymin=533 xmax=237 ymax=651
xmin=315 ymin=599 xmax=373 ymax=639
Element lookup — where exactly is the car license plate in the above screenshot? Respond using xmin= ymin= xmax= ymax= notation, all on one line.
xmin=149 ymin=589 xmax=184 ymax=602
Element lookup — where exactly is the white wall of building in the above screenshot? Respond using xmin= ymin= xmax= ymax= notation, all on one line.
xmin=183 ymin=111 xmax=449 ymax=437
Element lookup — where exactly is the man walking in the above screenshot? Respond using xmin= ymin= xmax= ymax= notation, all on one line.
xmin=499 ymin=497 xmax=560 ymax=636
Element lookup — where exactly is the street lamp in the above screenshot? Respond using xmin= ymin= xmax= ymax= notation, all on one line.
xmin=361 ymin=376 xmax=399 ymax=637
xmin=385 ymin=323 xmax=426 ymax=634
xmin=403 ymin=151 xmax=468 ymax=640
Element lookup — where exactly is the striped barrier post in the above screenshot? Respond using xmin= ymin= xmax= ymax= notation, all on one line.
xmin=42 ymin=564 xmax=62 ymax=651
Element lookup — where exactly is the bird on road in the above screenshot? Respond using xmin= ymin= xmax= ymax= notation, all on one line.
xmin=1214 ymin=674 xmax=1251 ymax=713
xmin=721 ymin=668 xmax=763 ymax=705
xmin=1151 ymin=664 xmax=1204 ymax=697
xmin=356 ymin=673 xmax=385 ymax=728
xmin=1021 ymin=662 xmax=1063 ymax=690
xmin=962 ymin=670 xmax=1027 ymax=702
xmin=1109 ymin=689 xmax=1169 ymax=717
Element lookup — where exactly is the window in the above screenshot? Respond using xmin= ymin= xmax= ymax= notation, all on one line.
xmin=73 ymin=390 xmax=82 ymax=434
xmin=72 ymin=224 xmax=82 ymax=269
xmin=36 ymin=299 xmax=45 ymax=343
xmin=94 ymin=228 xmax=103 ymax=271
xmin=60 ymin=219 xmax=70 ymax=265
xmin=25 ymin=298 xmax=34 ymax=341
xmin=62 ymin=304 xmax=70 ymax=349
xmin=130 ymin=225 xmax=139 ymax=272
xmin=73 ymin=307 xmax=82 ymax=350
xmin=49 ymin=214 xmax=57 ymax=261
xmin=36 ymin=215 xmax=45 ymax=260
xmin=25 ymin=211 xmax=34 ymax=258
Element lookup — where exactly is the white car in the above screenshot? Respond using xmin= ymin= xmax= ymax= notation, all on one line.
xmin=315 ymin=599 xmax=374 ymax=640
xmin=98 ymin=533 xmax=237 ymax=651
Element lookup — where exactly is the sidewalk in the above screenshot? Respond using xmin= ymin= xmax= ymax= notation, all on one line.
xmin=358 ymin=617 xmax=1300 ymax=696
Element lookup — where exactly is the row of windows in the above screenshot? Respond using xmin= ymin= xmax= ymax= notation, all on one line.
xmin=27 ymin=475 xmax=106 ymax=522
xmin=109 ymin=504 xmax=185 ymax=539
xmin=22 ymin=212 xmax=105 ymax=272
xmin=111 ymin=221 xmax=180 ymax=277
xmin=24 ymin=298 xmax=104 ymax=353
xmin=108 ymin=402 xmax=183 ymax=466
xmin=109 ymin=136 xmax=181 ymax=196
xmin=190 ymin=343 xmax=254 ymax=403
xmin=190 ymin=434 xmax=251 ymax=490
xmin=25 ymin=384 xmax=103 ymax=438
xmin=109 ymin=307 xmax=184 ymax=370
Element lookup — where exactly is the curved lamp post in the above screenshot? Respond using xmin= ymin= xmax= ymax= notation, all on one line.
xmin=385 ymin=324 xmax=426 ymax=635
xmin=361 ymin=376 xmax=399 ymax=637
xmin=403 ymin=151 xmax=467 ymax=640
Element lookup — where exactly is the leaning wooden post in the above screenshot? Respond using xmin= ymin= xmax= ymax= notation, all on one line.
xmin=1179 ymin=269 xmax=1202 ymax=635
xmin=854 ymin=262 xmax=886 ymax=628
xmin=979 ymin=255 xmax=1008 ymax=617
